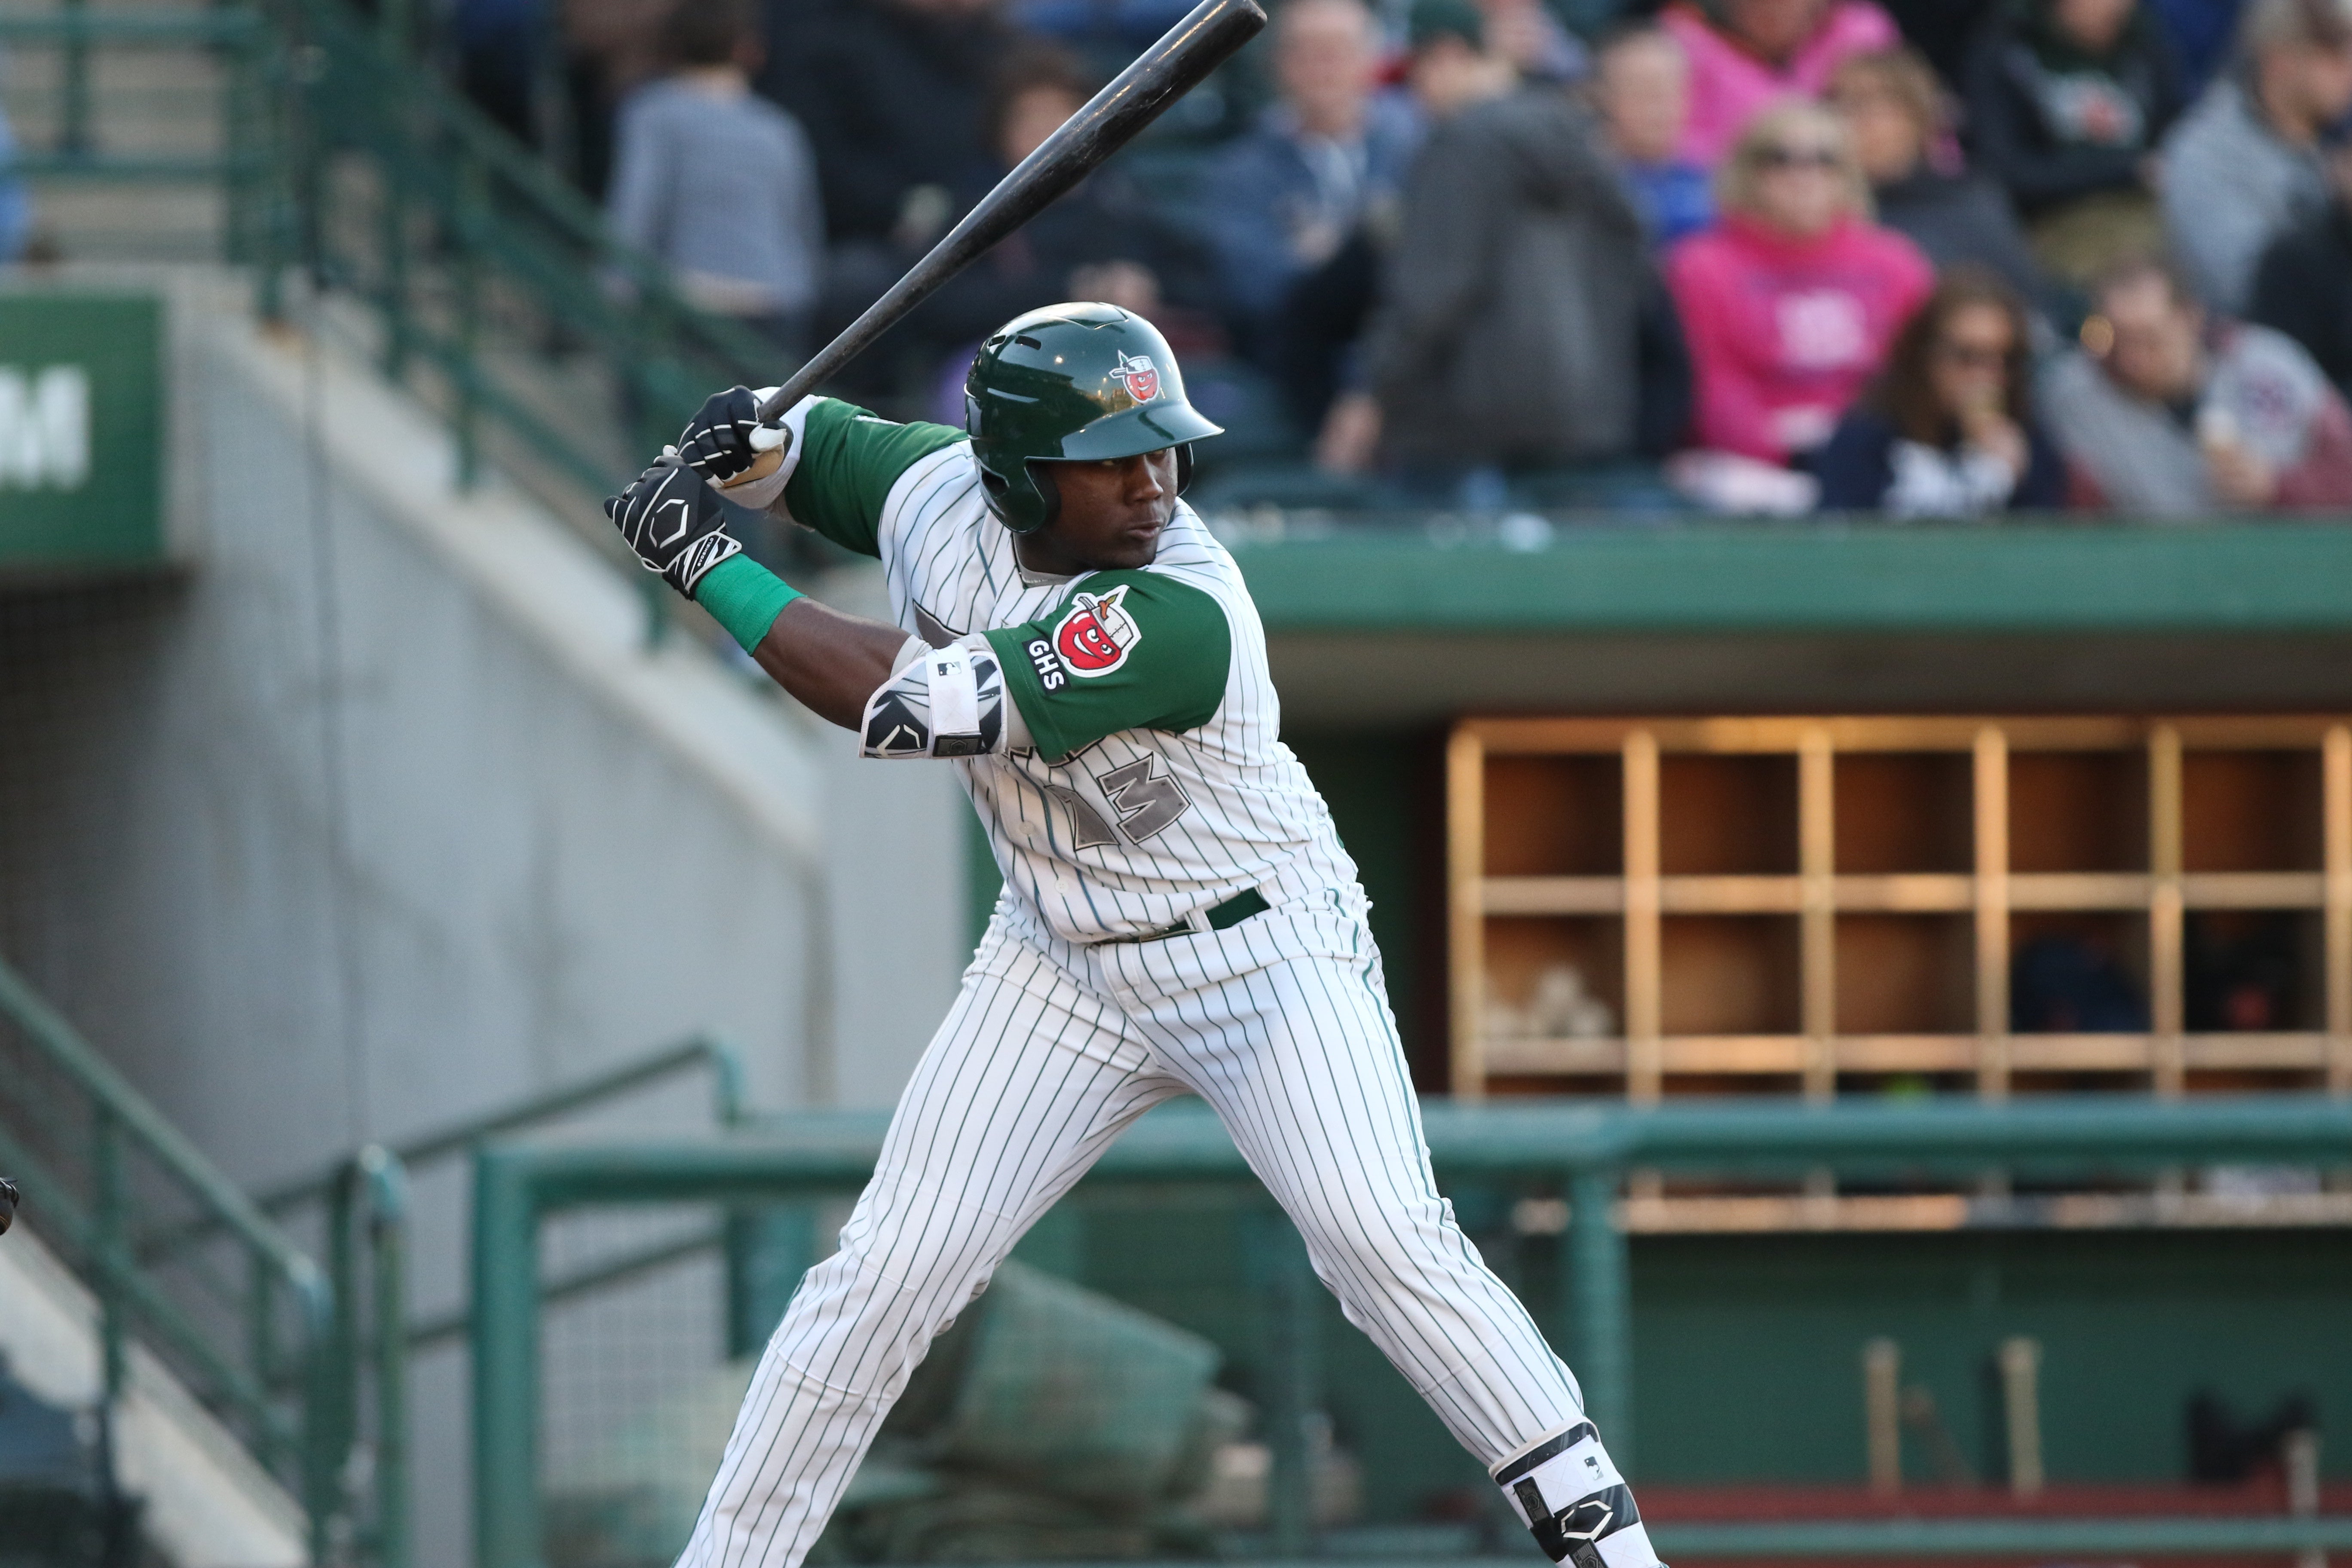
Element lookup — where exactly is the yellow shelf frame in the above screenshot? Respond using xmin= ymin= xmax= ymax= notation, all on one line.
xmin=1447 ymin=715 xmax=2352 ymax=1103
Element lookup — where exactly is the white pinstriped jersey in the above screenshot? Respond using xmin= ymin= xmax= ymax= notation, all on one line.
xmin=684 ymin=386 xmax=1661 ymax=1568
xmin=769 ymin=398 xmax=1359 ymax=945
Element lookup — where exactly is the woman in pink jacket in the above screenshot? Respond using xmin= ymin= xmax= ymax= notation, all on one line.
xmin=1667 ymin=100 xmax=1934 ymax=463
xmin=1661 ymin=0 xmax=1902 ymax=167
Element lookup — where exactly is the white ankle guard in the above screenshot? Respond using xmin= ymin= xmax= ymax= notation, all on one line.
xmin=1493 ymin=1421 xmax=1663 ymax=1568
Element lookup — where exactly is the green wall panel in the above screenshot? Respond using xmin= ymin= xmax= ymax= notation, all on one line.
xmin=1284 ymin=731 xmax=1437 ymax=1083
xmin=1634 ymin=1230 xmax=2352 ymax=1488
xmin=1073 ymin=1207 xmax=2352 ymax=1524
xmin=0 ymin=293 xmax=164 ymax=573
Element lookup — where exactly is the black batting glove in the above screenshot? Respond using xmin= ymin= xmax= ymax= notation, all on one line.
xmin=678 ymin=385 xmax=766 ymax=483
xmin=605 ymin=456 xmax=744 ymax=597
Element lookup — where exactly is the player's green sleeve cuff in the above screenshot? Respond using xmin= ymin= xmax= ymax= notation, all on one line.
xmin=693 ymin=554 xmax=802 ymax=653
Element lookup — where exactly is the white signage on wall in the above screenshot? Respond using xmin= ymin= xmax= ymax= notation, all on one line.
xmin=0 ymin=366 xmax=92 ymax=490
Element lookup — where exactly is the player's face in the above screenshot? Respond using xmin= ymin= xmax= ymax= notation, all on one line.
xmin=1028 ymin=449 xmax=1179 ymax=573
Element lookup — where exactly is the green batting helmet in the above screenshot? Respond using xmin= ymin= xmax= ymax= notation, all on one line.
xmin=965 ymin=302 xmax=1223 ymax=536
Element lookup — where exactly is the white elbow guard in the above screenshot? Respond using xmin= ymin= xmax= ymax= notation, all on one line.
xmin=859 ymin=637 xmax=1010 ymax=759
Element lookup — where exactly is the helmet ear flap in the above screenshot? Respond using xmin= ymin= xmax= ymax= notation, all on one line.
xmin=1175 ymin=443 xmax=1195 ymax=496
xmin=980 ymin=460 xmax=1059 ymax=534
xmin=1030 ymin=462 xmax=1062 ymax=534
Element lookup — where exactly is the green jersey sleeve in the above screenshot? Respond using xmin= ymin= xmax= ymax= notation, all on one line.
xmin=983 ymin=571 xmax=1232 ymax=762
xmin=780 ymin=398 xmax=967 ymax=557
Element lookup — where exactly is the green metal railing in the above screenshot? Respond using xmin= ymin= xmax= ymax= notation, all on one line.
xmin=280 ymin=0 xmax=782 ymax=486
xmin=0 ymin=0 xmax=782 ymax=494
xmin=0 ymin=949 xmax=745 ymax=1568
xmin=327 ymin=1146 xmax=410 ymax=1568
xmin=0 ymin=952 xmax=352 ymax=1559
xmin=468 ymin=1094 xmax=2352 ymax=1568
xmin=321 ymin=1036 xmax=754 ymax=1359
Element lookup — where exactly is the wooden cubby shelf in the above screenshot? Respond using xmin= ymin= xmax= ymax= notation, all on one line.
xmin=1448 ymin=716 xmax=2352 ymax=1103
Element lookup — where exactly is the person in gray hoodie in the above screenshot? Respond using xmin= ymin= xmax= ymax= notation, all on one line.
xmin=2159 ymin=0 xmax=2352 ymax=312
xmin=605 ymin=0 xmax=823 ymax=351
xmin=1361 ymin=0 xmax=1675 ymax=498
xmin=2038 ymin=254 xmax=2352 ymax=511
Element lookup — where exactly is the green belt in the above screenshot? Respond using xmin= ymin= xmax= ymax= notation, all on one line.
xmin=1101 ymin=887 xmax=1271 ymax=944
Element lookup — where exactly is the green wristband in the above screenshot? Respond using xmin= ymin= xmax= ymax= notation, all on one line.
xmin=693 ymin=554 xmax=803 ymax=653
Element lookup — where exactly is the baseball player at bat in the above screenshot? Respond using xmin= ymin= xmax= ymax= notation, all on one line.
xmin=604 ymin=304 xmax=1665 ymax=1568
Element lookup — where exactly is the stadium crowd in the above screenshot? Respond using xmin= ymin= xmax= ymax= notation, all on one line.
xmin=20 ymin=0 xmax=2352 ymax=516
xmin=365 ymin=0 xmax=2352 ymax=514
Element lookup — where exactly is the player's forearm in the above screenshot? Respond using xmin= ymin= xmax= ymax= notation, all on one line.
xmin=750 ymin=596 xmax=910 ymax=730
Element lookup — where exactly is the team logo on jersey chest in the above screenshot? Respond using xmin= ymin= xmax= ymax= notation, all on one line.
xmin=1053 ymin=585 xmax=1141 ymax=677
xmin=1111 ymin=351 xmax=1160 ymax=404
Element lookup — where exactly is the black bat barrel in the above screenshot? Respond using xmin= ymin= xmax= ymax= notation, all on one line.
xmin=754 ymin=0 xmax=1268 ymax=424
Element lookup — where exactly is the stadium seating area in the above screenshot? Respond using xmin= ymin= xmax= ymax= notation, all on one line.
xmin=253 ymin=0 xmax=2352 ymax=517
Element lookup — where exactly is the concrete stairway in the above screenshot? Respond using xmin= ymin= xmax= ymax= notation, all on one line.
xmin=1 ymin=0 xmax=228 ymax=262
xmin=0 ymin=1224 xmax=307 ymax=1568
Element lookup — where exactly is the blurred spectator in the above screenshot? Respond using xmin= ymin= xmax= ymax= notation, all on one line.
xmin=0 ymin=95 xmax=28 ymax=263
xmin=1010 ymin=0 xmax=1196 ymax=55
xmin=1204 ymin=0 xmax=1420 ymax=435
xmin=767 ymin=0 xmax=1010 ymax=247
xmin=605 ymin=0 xmax=821 ymax=352
xmin=561 ymin=0 xmax=675 ymax=198
xmin=918 ymin=44 xmax=1219 ymax=353
xmin=1816 ymin=267 xmax=2067 ymax=512
xmin=1667 ymin=100 xmax=1934 ymax=464
xmin=1358 ymin=0 xmax=1663 ymax=491
xmin=2249 ymin=129 xmax=2352 ymax=400
xmin=2159 ymin=0 xmax=2352 ymax=314
xmin=1399 ymin=0 xmax=1517 ymax=118
xmin=2145 ymin=0 xmax=2245 ymax=94
xmin=1963 ymin=0 xmax=2185 ymax=286
xmin=2039 ymin=255 xmax=2352 ymax=511
xmin=1874 ymin=0 xmax=1999 ymax=84
xmin=1592 ymin=24 xmax=1715 ymax=247
xmin=1477 ymin=0 xmax=1592 ymax=83
xmin=1830 ymin=49 xmax=2050 ymax=303
xmin=1204 ymin=0 xmax=1418 ymax=328
xmin=454 ymin=0 xmax=545 ymax=145
xmin=1660 ymin=0 xmax=1903 ymax=167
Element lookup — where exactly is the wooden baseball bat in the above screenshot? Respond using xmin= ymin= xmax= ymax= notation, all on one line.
xmin=719 ymin=0 xmax=1267 ymax=490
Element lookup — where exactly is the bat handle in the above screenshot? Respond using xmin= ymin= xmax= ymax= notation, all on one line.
xmin=715 ymin=424 xmax=793 ymax=494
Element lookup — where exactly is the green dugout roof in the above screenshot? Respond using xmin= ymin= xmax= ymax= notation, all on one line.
xmin=1217 ymin=519 xmax=2352 ymax=721
xmin=1227 ymin=519 xmax=2352 ymax=633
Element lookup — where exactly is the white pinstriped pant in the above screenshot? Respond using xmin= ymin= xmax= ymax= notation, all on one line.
xmin=677 ymin=888 xmax=1591 ymax=1568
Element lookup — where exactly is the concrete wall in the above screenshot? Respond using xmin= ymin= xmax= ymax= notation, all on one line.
xmin=0 ymin=271 xmax=969 ymax=1565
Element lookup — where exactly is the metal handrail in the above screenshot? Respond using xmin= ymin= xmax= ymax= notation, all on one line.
xmin=465 ymin=1095 xmax=2352 ymax=1568
xmin=328 ymin=1148 xmax=410 ymax=1568
xmin=276 ymin=0 xmax=782 ymax=474
xmin=1 ymin=0 xmax=787 ymax=497
xmin=0 ymin=11 xmax=264 ymax=43
xmin=0 ymin=959 xmax=323 ymax=1277
xmin=142 ymin=1034 xmax=747 ymax=1269
xmin=0 ymin=952 xmax=342 ymax=1559
xmin=282 ymin=1034 xmax=746 ymax=1216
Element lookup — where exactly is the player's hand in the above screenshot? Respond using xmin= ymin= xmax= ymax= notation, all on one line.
xmin=679 ymin=386 xmax=763 ymax=482
xmin=679 ymin=385 xmax=792 ymax=509
xmin=605 ymin=456 xmax=744 ymax=597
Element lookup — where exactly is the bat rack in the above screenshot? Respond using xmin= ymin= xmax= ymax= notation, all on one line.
xmin=1445 ymin=715 xmax=2352 ymax=1231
